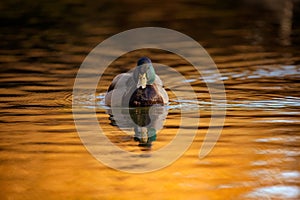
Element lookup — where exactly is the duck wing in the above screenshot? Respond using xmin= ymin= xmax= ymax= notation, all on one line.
xmin=153 ymin=75 xmax=169 ymax=104
xmin=105 ymin=72 xmax=135 ymax=106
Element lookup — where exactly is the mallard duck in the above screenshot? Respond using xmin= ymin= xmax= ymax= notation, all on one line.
xmin=105 ymin=57 xmax=169 ymax=107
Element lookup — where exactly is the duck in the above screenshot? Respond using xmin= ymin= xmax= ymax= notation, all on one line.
xmin=105 ymin=57 xmax=169 ymax=107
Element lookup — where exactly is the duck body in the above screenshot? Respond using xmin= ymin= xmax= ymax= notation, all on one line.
xmin=105 ymin=57 xmax=168 ymax=107
xmin=129 ymin=84 xmax=164 ymax=107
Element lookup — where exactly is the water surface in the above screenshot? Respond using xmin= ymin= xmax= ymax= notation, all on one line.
xmin=0 ymin=0 xmax=300 ymax=199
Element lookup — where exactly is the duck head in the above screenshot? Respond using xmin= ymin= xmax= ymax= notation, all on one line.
xmin=134 ymin=57 xmax=156 ymax=89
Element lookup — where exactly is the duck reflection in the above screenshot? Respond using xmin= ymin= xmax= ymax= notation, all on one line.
xmin=107 ymin=105 xmax=168 ymax=149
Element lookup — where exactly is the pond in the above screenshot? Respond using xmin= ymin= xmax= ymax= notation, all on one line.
xmin=0 ymin=0 xmax=300 ymax=199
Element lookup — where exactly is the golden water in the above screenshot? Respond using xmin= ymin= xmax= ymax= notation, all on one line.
xmin=0 ymin=1 xmax=300 ymax=199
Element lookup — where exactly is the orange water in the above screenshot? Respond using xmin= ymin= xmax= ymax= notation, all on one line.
xmin=0 ymin=1 xmax=300 ymax=199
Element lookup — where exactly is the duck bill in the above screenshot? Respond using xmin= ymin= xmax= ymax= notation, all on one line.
xmin=137 ymin=73 xmax=147 ymax=89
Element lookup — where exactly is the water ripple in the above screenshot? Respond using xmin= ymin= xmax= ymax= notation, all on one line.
xmin=94 ymin=94 xmax=300 ymax=111
xmin=245 ymin=185 xmax=300 ymax=199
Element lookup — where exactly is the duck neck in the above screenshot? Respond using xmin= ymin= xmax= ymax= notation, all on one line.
xmin=146 ymin=65 xmax=156 ymax=85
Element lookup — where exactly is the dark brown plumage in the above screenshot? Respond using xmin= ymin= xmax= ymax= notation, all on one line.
xmin=129 ymin=85 xmax=164 ymax=107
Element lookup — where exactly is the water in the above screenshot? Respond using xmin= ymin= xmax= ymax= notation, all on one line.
xmin=1 ymin=0 xmax=300 ymax=199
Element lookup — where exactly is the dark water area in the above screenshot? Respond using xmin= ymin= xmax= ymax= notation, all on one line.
xmin=1 ymin=0 xmax=300 ymax=199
